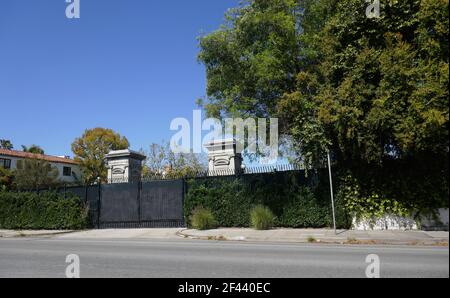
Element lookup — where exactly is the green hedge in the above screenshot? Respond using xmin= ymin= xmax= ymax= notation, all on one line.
xmin=184 ymin=171 xmax=350 ymax=229
xmin=0 ymin=191 xmax=89 ymax=230
xmin=336 ymin=156 xmax=449 ymax=222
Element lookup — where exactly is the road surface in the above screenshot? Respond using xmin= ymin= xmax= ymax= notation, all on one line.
xmin=0 ymin=238 xmax=448 ymax=278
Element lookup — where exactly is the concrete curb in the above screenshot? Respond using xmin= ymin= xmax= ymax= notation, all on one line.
xmin=176 ymin=229 xmax=449 ymax=246
xmin=0 ymin=230 xmax=77 ymax=239
xmin=176 ymin=229 xmax=234 ymax=241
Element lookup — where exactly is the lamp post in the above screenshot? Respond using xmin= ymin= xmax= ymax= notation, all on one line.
xmin=327 ymin=150 xmax=337 ymax=234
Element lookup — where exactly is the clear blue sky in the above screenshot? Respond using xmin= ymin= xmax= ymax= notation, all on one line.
xmin=0 ymin=0 xmax=239 ymax=157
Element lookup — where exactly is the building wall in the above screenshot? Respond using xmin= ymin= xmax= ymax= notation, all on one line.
xmin=0 ymin=154 xmax=81 ymax=183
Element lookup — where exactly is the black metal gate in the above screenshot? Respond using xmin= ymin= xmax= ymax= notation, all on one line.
xmin=140 ymin=180 xmax=185 ymax=228
xmin=66 ymin=179 xmax=185 ymax=229
xmin=100 ymin=182 xmax=140 ymax=228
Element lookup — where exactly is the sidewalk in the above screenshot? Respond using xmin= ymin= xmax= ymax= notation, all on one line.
xmin=0 ymin=228 xmax=182 ymax=239
xmin=56 ymin=228 xmax=182 ymax=240
xmin=1 ymin=228 xmax=448 ymax=246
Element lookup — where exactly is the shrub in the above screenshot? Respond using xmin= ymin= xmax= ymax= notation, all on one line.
xmin=278 ymin=187 xmax=331 ymax=228
xmin=191 ymin=207 xmax=217 ymax=230
xmin=0 ymin=167 xmax=13 ymax=191
xmin=250 ymin=205 xmax=274 ymax=230
xmin=0 ymin=191 xmax=89 ymax=230
xmin=307 ymin=236 xmax=317 ymax=243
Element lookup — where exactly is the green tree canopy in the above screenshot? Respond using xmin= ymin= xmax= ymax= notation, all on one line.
xmin=278 ymin=0 xmax=449 ymax=168
xmin=72 ymin=127 xmax=129 ymax=184
xmin=0 ymin=139 xmax=13 ymax=150
xmin=198 ymin=0 xmax=448 ymax=167
xmin=198 ymin=0 xmax=301 ymax=118
xmin=21 ymin=145 xmax=45 ymax=155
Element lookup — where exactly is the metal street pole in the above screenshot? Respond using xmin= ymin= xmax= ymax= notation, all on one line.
xmin=327 ymin=150 xmax=337 ymax=234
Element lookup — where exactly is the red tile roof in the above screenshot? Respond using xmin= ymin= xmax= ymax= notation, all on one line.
xmin=0 ymin=149 xmax=79 ymax=165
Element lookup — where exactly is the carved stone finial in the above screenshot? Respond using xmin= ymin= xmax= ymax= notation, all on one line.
xmin=105 ymin=149 xmax=146 ymax=183
xmin=204 ymin=138 xmax=243 ymax=176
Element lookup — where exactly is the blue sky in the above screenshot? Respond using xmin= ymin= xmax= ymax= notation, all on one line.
xmin=0 ymin=0 xmax=239 ymax=157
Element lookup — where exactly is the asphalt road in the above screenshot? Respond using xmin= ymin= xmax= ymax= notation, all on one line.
xmin=0 ymin=238 xmax=448 ymax=278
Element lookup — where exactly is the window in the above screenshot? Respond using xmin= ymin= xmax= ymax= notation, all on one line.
xmin=0 ymin=158 xmax=11 ymax=169
xmin=63 ymin=166 xmax=72 ymax=177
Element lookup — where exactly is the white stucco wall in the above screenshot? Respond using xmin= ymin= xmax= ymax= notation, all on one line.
xmin=352 ymin=214 xmax=418 ymax=231
xmin=351 ymin=209 xmax=449 ymax=231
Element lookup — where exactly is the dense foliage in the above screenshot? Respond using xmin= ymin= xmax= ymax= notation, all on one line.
xmin=0 ymin=167 xmax=13 ymax=191
xmin=198 ymin=0 xmax=301 ymax=118
xmin=278 ymin=0 xmax=449 ymax=168
xmin=0 ymin=191 xmax=89 ymax=230
xmin=185 ymin=171 xmax=349 ymax=229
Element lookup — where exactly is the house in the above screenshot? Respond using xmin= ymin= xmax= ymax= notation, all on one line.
xmin=0 ymin=149 xmax=81 ymax=183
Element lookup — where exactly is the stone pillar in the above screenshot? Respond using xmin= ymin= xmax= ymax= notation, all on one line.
xmin=204 ymin=138 xmax=243 ymax=175
xmin=105 ymin=149 xmax=146 ymax=183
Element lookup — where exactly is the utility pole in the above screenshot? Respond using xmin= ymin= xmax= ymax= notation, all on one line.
xmin=327 ymin=150 xmax=337 ymax=234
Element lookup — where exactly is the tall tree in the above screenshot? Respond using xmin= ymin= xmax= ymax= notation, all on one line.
xmin=0 ymin=139 xmax=13 ymax=150
xmin=199 ymin=0 xmax=448 ymax=165
xmin=198 ymin=0 xmax=301 ymax=118
xmin=71 ymin=128 xmax=129 ymax=184
xmin=198 ymin=0 xmax=449 ymax=212
xmin=13 ymin=159 xmax=59 ymax=190
xmin=21 ymin=145 xmax=45 ymax=154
